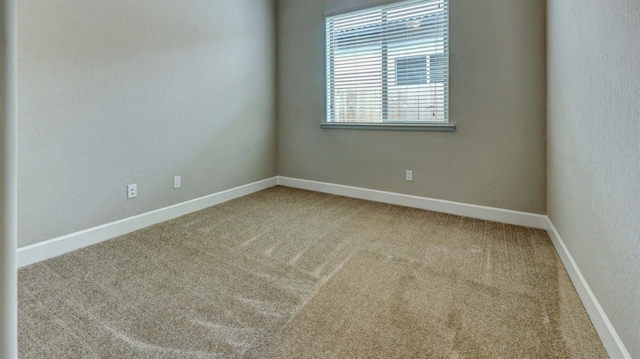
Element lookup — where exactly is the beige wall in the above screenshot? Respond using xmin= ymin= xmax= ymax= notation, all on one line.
xmin=18 ymin=0 xmax=277 ymax=247
xmin=277 ymin=0 xmax=546 ymax=213
xmin=547 ymin=0 xmax=640 ymax=356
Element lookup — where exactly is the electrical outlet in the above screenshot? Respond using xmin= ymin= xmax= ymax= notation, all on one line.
xmin=406 ymin=170 xmax=413 ymax=182
xmin=127 ymin=184 xmax=137 ymax=199
xmin=173 ymin=176 xmax=181 ymax=189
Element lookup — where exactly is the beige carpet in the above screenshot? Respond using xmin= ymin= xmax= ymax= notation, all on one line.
xmin=19 ymin=186 xmax=607 ymax=358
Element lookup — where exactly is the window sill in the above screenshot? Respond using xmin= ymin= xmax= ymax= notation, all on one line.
xmin=320 ymin=122 xmax=456 ymax=131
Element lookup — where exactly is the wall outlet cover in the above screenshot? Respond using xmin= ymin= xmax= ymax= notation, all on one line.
xmin=127 ymin=184 xmax=137 ymax=199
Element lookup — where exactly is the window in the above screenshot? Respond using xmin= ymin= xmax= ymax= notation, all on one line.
xmin=325 ymin=0 xmax=450 ymax=128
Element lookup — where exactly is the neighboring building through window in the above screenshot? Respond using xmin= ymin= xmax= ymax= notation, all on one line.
xmin=396 ymin=56 xmax=427 ymax=86
xmin=325 ymin=0 xmax=449 ymax=124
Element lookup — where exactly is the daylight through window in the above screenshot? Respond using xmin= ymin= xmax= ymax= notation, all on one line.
xmin=326 ymin=0 xmax=449 ymax=124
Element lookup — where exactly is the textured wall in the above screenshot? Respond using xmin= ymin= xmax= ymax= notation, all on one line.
xmin=547 ymin=0 xmax=640 ymax=356
xmin=18 ymin=0 xmax=276 ymax=247
xmin=277 ymin=0 xmax=546 ymax=213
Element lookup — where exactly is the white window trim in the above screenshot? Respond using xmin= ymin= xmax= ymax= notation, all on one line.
xmin=323 ymin=0 xmax=454 ymax=131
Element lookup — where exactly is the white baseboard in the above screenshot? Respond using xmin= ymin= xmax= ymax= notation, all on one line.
xmin=276 ymin=176 xmax=547 ymax=229
xmin=545 ymin=218 xmax=631 ymax=359
xmin=17 ymin=177 xmax=278 ymax=268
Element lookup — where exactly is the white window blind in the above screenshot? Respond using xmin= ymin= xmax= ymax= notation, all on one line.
xmin=326 ymin=0 xmax=449 ymax=125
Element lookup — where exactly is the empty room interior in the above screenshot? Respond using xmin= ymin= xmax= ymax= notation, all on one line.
xmin=0 ymin=0 xmax=639 ymax=357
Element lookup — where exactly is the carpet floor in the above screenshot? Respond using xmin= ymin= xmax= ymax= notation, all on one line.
xmin=19 ymin=186 xmax=607 ymax=358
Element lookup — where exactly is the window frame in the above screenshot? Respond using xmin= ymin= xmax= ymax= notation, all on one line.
xmin=323 ymin=0 xmax=454 ymax=131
